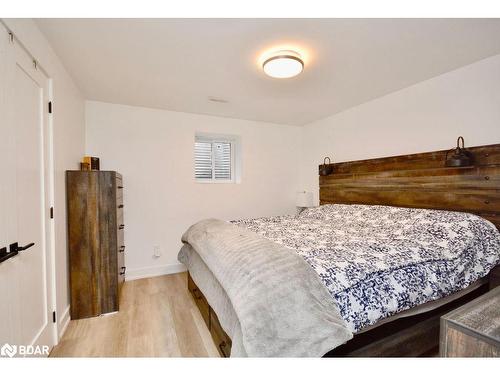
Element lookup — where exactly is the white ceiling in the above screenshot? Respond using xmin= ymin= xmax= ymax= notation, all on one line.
xmin=36 ymin=18 xmax=500 ymax=126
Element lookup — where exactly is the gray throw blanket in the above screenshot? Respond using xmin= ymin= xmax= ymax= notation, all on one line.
xmin=180 ymin=219 xmax=352 ymax=357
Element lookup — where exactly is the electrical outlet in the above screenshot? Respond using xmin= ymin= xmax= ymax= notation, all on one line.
xmin=153 ymin=245 xmax=161 ymax=258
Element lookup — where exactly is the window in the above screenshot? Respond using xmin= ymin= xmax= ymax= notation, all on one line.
xmin=195 ymin=135 xmax=236 ymax=182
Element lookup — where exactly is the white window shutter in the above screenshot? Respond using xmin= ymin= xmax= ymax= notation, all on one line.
xmin=195 ymin=136 xmax=234 ymax=182
xmin=194 ymin=141 xmax=213 ymax=180
xmin=214 ymin=142 xmax=231 ymax=180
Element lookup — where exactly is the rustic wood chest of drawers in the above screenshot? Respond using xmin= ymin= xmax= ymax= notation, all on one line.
xmin=440 ymin=286 xmax=500 ymax=357
xmin=66 ymin=171 xmax=125 ymax=319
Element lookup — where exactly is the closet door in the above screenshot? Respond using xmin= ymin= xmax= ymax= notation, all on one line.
xmin=0 ymin=24 xmax=56 ymax=355
xmin=0 ymin=22 xmax=19 ymax=350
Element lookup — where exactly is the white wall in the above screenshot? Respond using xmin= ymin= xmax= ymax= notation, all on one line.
xmin=85 ymin=101 xmax=301 ymax=279
xmin=2 ymin=19 xmax=85 ymax=336
xmin=85 ymin=50 xmax=500 ymax=282
xmin=300 ymin=54 xmax=500 ymax=204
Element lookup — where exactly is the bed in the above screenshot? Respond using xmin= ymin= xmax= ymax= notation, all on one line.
xmin=178 ymin=143 xmax=500 ymax=357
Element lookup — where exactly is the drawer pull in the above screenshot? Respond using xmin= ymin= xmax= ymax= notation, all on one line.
xmin=192 ymin=288 xmax=203 ymax=300
xmin=118 ymin=204 xmax=124 ymax=208
xmin=117 ymin=186 xmax=123 ymax=189
xmin=219 ymin=341 xmax=228 ymax=358
xmin=119 ymin=224 xmax=125 ymax=230
xmin=119 ymin=266 xmax=126 ymax=275
xmin=119 ymin=246 xmax=125 ymax=253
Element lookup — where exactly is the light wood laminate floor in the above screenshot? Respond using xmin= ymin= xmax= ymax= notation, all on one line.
xmin=50 ymin=273 xmax=220 ymax=357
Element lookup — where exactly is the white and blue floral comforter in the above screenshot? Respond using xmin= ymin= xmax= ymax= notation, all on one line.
xmin=233 ymin=204 xmax=500 ymax=332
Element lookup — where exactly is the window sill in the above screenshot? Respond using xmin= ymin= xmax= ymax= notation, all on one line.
xmin=195 ymin=179 xmax=236 ymax=184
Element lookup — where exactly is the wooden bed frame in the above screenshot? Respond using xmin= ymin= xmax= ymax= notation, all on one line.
xmin=188 ymin=143 xmax=500 ymax=357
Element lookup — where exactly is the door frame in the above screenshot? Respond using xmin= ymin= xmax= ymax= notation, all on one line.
xmin=2 ymin=21 xmax=58 ymax=348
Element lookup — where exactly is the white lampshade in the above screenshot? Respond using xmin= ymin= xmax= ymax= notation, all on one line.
xmin=296 ymin=191 xmax=313 ymax=208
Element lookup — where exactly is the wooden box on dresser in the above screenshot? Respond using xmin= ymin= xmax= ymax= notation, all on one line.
xmin=66 ymin=171 xmax=126 ymax=320
xmin=440 ymin=286 xmax=500 ymax=357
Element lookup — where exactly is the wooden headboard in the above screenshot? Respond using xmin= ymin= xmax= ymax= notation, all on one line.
xmin=319 ymin=143 xmax=500 ymax=229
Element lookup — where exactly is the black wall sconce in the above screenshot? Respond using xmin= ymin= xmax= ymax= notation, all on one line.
xmin=445 ymin=136 xmax=474 ymax=167
xmin=319 ymin=157 xmax=334 ymax=176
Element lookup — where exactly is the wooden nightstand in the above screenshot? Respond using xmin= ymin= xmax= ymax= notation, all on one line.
xmin=440 ymin=286 xmax=500 ymax=357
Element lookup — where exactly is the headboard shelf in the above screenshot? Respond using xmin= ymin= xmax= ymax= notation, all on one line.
xmin=319 ymin=143 xmax=500 ymax=229
xmin=319 ymin=144 xmax=500 ymax=175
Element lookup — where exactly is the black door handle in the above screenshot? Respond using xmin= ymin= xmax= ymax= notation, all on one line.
xmin=10 ymin=242 xmax=35 ymax=252
xmin=0 ymin=242 xmax=35 ymax=264
xmin=18 ymin=243 xmax=35 ymax=251
xmin=119 ymin=246 xmax=125 ymax=253
xmin=118 ymin=224 xmax=125 ymax=230
xmin=0 ymin=247 xmax=16 ymax=264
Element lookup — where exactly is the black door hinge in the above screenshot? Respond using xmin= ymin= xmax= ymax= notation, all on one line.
xmin=50 ymin=206 xmax=54 ymax=219
xmin=48 ymin=101 xmax=52 ymax=114
xmin=52 ymin=311 xmax=56 ymax=323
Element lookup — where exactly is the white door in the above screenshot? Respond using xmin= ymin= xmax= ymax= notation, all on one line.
xmin=0 ymin=24 xmax=56 ymax=356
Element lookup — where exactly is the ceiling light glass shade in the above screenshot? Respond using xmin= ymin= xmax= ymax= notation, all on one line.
xmin=263 ymin=51 xmax=304 ymax=78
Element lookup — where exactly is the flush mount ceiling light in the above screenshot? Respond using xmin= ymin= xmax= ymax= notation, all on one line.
xmin=262 ymin=50 xmax=304 ymax=79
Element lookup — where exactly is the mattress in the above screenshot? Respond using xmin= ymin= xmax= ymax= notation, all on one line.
xmin=179 ymin=244 xmax=488 ymax=339
xmin=232 ymin=204 xmax=500 ymax=332
xmin=180 ymin=204 xmax=500 ymax=337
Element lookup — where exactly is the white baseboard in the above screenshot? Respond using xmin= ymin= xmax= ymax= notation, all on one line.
xmin=125 ymin=263 xmax=187 ymax=281
xmin=58 ymin=305 xmax=71 ymax=341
